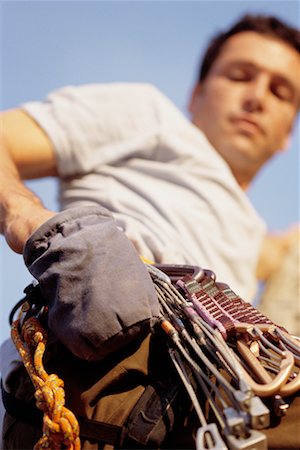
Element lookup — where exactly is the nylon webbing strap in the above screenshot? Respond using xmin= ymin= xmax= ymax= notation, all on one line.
xmin=77 ymin=417 xmax=122 ymax=445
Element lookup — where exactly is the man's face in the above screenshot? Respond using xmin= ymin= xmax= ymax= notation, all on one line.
xmin=189 ymin=31 xmax=300 ymax=188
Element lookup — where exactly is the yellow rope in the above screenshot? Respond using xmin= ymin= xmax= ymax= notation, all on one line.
xmin=11 ymin=316 xmax=81 ymax=450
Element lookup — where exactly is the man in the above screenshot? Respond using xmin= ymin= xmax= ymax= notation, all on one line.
xmin=1 ymin=14 xmax=299 ymax=450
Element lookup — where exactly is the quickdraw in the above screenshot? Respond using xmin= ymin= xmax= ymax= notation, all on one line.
xmin=146 ymin=263 xmax=300 ymax=450
xmin=10 ymin=285 xmax=81 ymax=450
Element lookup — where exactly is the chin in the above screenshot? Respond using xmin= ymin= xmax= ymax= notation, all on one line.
xmin=227 ymin=135 xmax=261 ymax=157
xmin=218 ymin=140 xmax=262 ymax=176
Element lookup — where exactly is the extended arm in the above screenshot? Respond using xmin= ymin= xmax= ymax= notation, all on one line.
xmin=0 ymin=109 xmax=57 ymax=253
xmin=1 ymin=106 xmax=160 ymax=362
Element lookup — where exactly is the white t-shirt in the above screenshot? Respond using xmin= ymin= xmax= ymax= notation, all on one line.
xmin=23 ymin=83 xmax=266 ymax=301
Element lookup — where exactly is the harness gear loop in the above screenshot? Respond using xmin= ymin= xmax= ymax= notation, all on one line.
xmin=11 ymin=316 xmax=81 ymax=450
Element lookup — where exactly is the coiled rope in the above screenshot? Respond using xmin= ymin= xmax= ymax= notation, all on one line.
xmin=11 ymin=316 xmax=81 ymax=450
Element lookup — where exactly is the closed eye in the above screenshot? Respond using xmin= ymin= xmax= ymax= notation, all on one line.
xmin=271 ymin=78 xmax=295 ymax=103
xmin=226 ymin=67 xmax=255 ymax=82
xmin=223 ymin=62 xmax=257 ymax=82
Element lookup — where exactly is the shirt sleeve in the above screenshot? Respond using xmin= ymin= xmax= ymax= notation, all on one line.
xmin=21 ymin=83 xmax=180 ymax=177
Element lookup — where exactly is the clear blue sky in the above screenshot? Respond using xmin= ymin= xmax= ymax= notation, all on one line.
xmin=0 ymin=0 xmax=299 ymax=343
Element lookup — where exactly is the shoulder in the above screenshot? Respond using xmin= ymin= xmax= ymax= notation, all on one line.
xmin=24 ymin=82 xmax=180 ymax=125
xmin=47 ymin=82 xmax=186 ymax=130
xmin=44 ymin=82 xmax=169 ymax=105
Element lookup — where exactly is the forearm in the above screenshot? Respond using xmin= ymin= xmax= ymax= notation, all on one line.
xmin=0 ymin=140 xmax=55 ymax=253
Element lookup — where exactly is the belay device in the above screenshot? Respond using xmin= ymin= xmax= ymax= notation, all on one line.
xmin=8 ymin=263 xmax=300 ymax=450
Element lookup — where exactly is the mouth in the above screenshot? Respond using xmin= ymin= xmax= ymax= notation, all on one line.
xmin=230 ymin=116 xmax=265 ymax=136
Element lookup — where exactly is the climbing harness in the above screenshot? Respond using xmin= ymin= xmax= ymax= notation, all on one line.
xmin=6 ymin=264 xmax=300 ymax=450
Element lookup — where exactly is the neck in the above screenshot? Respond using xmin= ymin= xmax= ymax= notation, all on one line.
xmin=230 ymin=167 xmax=253 ymax=191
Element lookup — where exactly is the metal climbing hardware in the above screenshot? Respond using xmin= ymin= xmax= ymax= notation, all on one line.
xmin=223 ymin=429 xmax=267 ymax=450
xmin=196 ymin=423 xmax=228 ymax=450
xmin=146 ymin=263 xmax=300 ymax=450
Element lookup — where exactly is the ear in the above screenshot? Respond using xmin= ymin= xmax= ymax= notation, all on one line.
xmin=188 ymin=83 xmax=203 ymax=115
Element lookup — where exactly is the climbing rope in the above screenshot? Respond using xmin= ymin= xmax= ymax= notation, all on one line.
xmin=11 ymin=315 xmax=81 ymax=450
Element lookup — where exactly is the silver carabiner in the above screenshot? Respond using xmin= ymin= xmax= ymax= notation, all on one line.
xmin=224 ymin=429 xmax=267 ymax=450
xmin=196 ymin=423 xmax=228 ymax=450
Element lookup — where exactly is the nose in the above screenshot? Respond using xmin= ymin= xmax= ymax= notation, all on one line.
xmin=242 ymin=74 xmax=269 ymax=113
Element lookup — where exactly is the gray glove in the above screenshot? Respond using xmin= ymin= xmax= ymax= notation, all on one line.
xmin=23 ymin=205 xmax=159 ymax=361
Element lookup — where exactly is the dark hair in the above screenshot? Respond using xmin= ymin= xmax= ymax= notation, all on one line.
xmin=199 ymin=14 xmax=300 ymax=82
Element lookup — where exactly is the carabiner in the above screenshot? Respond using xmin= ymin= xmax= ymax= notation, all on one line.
xmin=236 ymin=338 xmax=294 ymax=397
xmin=154 ymin=263 xmax=205 ymax=283
xmin=196 ymin=423 xmax=228 ymax=450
